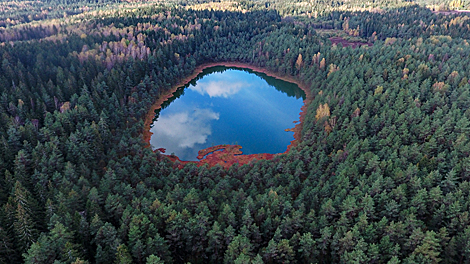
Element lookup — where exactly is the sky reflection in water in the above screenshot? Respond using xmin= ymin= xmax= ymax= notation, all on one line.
xmin=150 ymin=67 xmax=305 ymax=161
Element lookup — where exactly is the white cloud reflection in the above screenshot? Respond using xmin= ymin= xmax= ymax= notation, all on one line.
xmin=189 ymin=80 xmax=246 ymax=98
xmin=150 ymin=108 xmax=219 ymax=160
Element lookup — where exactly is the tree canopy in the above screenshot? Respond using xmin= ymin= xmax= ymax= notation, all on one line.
xmin=1 ymin=0 xmax=470 ymax=263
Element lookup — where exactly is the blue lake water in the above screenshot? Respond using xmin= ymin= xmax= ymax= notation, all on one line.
xmin=149 ymin=66 xmax=306 ymax=161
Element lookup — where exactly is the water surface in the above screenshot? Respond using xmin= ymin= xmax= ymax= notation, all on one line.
xmin=150 ymin=66 xmax=305 ymax=161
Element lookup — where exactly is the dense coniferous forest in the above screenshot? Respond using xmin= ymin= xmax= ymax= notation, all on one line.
xmin=2 ymin=0 xmax=470 ymax=263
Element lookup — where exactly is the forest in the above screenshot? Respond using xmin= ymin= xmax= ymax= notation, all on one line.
xmin=2 ymin=0 xmax=470 ymax=263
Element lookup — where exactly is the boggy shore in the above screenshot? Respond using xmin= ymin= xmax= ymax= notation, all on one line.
xmin=143 ymin=62 xmax=313 ymax=168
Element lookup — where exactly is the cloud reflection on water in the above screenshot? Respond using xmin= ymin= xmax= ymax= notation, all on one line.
xmin=189 ymin=73 xmax=250 ymax=98
xmin=150 ymin=108 xmax=219 ymax=160
xmin=150 ymin=68 xmax=305 ymax=160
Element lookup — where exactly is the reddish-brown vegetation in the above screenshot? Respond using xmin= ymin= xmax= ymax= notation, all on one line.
xmin=163 ymin=144 xmax=276 ymax=169
xmin=144 ymin=62 xmax=312 ymax=169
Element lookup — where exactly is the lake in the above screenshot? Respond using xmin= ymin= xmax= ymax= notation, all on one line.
xmin=149 ymin=66 xmax=306 ymax=161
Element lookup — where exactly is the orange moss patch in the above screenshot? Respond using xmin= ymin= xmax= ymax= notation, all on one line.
xmin=156 ymin=148 xmax=166 ymax=153
xmin=197 ymin=144 xmax=240 ymax=159
xmin=198 ymin=144 xmax=275 ymax=168
xmin=144 ymin=62 xmax=313 ymax=169
xmin=161 ymin=144 xmax=276 ymax=169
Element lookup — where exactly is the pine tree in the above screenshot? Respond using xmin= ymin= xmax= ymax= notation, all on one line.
xmin=145 ymin=255 xmax=164 ymax=264
xmin=115 ymin=244 xmax=133 ymax=264
xmin=224 ymin=235 xmax=253 ymax=264
xmin=11 ymin=181 xmax=38 ymax=253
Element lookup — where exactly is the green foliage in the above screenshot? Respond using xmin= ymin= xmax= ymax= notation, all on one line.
xmin=23 ymin=222 xmax=83 ymax=264
xmin=1 ymin=0 xmax=470 ymax=263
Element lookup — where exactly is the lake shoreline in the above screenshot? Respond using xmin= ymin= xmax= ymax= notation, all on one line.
xmin=143 ymin=61 xmax=312 ymax=168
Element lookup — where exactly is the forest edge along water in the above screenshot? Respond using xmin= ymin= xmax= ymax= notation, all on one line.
xmin=143 ymin=62 xmax=313 ymax=169
xmin=143 ymin=62 xmax=312 ymax=169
